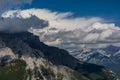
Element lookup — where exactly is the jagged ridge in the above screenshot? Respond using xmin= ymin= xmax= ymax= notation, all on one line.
xmin=0 ymin=32 xmax=119 ymax=80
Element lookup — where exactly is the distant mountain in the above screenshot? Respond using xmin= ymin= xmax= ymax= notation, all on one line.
xmin=0 ymin=32 xmax=119 ymax=80
xmin=72 ymin=45 xmax=120 ymax=76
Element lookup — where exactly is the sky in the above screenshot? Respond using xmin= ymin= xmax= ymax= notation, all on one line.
xmin=0 ymin=0 xmax=120 ymax=25
xmin=22 ymin=0 xmax=120 ymax=26
xmin=0 ymin=0 xmax=120 ymax=50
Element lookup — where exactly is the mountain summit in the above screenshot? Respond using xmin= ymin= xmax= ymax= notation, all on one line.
xmin=0 ymin=32 xmax=119 ymax=80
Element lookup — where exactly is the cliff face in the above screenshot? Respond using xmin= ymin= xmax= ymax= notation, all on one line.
xmin=0 ymin=32 xmax=119 ymax=80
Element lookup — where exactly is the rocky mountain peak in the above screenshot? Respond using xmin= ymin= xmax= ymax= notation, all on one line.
xmin=0 ymin=31 xmax=119 ymax=80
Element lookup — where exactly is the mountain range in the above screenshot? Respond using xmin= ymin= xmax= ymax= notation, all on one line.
xmin=0 ymin=32 xmax=119 ymax=80
xmin=71 ymin=45 xmax=120 ymax=76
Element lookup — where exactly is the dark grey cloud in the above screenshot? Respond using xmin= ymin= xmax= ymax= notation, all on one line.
xmin=0 ymin=15 xmax=48 ymax=33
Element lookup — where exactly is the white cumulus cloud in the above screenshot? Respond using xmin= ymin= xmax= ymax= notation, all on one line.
xmin=1 ymin=8 xmax=120 ymax=52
